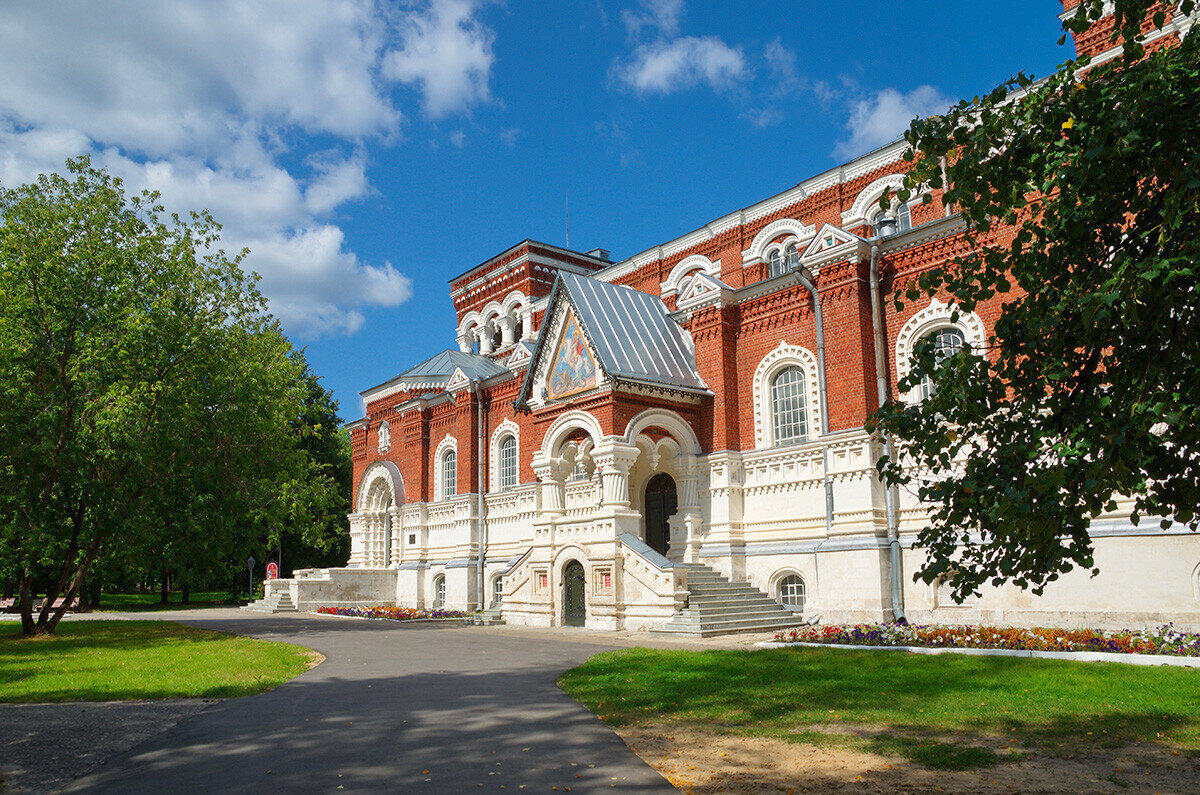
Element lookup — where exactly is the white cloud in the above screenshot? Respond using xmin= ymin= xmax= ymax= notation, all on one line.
xmin=621 ymin=0 xmax=683 ymax=38
xmin=835 ymin=85 xmax=951 ymax=159
xmin=620 ymin=36 xmax=747 ymax=94
xmin=499 ymin=127 xmax=520 ymax=147
xmin=0 ymin=0 xmax=498 ymax=338
xmin=383 ymin=0 xmax=495 ymax=119
xmin=450 ymin=130 xmax=467 ymax=148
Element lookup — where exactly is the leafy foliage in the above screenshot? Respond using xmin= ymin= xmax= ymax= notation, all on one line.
xmin=868 ymin=1 xmax=1200 ymax=599
xmin=0 ymin=158 xmax=343 ymax=633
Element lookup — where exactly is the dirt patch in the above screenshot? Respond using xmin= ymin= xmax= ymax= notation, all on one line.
xmin=305 ymin=649 xmax=326 ymax=669
xmin=615 ymin=722 xmax=1200 ymax=794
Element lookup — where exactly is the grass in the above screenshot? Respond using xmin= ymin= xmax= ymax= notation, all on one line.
xmin=91 ymin=591 xmax=238 ymax=612
xmin=0 ymin=620 xmax=315 ymax=702
xmin=558 ymin=647 xmax=1200 ymax=770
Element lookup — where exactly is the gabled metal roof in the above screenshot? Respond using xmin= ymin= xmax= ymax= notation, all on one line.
xmin=362 ymin=349 xmax=509 ymax=397
xmin=516 ymin=272 xmax=708 ymax=407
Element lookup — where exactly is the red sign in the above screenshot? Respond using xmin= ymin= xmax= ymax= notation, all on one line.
xmin=266 ymin=562 xmax=279 ymax=580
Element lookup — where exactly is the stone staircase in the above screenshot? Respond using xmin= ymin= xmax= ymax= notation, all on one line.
xmin=242 ymin=590 xmax=298 ymax=614
xmin=652 ymin=564 xmax=808 ymax=637
xmin=461 ymin=605 xmax=506 ymax=626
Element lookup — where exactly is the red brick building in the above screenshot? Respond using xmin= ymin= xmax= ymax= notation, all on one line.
xmin=267 ymin=4 xmax=1200 ymax=633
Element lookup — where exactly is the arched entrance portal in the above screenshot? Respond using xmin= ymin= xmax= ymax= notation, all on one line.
xmin=644 ymin=473 xmax=677 ymax=556
xmin=563 ymin=560 xmax=586 ymax=627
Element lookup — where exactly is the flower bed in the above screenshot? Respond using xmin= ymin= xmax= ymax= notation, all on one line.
xmin=772 ymin=623 xmax=1200 ymax=657
xmin=316 ymin=606 xmax=471 ymax=621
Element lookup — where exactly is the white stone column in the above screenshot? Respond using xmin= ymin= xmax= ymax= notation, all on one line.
xmin=676 ymin=456 xmax=704 ymax=563
xmin=532 ymin=458 xmax=566 ymax=515
xmin=593 ymin=443 xmax=640 ymax=508
xmin=457 ymin=331 xmax=471 ymax=353
xmin=499 ymin=315 xmax=516 ymax=348
xmin=479 ymin=324 xmax=494 ymax=355
xmin=521 ymin=308 xmax=534 ymax=340
xmin=348 ymin=513 xmax=367 ymax=567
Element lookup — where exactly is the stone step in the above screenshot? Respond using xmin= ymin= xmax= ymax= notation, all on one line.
xmin=653 ymin=563 xmax=807 ymax=637
xmin=681 ymin=610 xmax=792 ymax=624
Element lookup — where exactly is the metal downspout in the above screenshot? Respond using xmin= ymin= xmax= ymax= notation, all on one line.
xmin=474 ymin=382 xmax=488 ymax=611
xmin=793 ymin=270 xmax=834 ymax=536
xmin=869 ymin=242 xmax=906 ymax=622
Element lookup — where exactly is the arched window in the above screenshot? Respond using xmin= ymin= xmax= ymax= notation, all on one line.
xmin=377 ymin=420 xmax=390 ymax=453
xmin=770 ymin=366 xmax=809 ymax=445
xmin=784 ymin=242 xmax=800 ymax=270
xmin=778 ymin=574 xmax=806 ymax=610
xmin=498 ymin=434 xmax=517 ymax=490
xmin=869 ymin=203 xmax=912 ymax=236
xmin=491 ymin=574 xmax=504 ymax=608
xmin=918 ymin=327 xmax=967 ymax=401
xmin=440 ymin=449 xmax=457 ymax=500
xmin=767 ymin=249 xmax=785 ymax=278
xmin=433 ymin=574 xmax=446 ymax=608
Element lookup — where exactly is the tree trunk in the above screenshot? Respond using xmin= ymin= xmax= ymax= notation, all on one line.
xmin=181 ymin=581 xmax=190 ymax=605
xmin=159 ymin=568 xmax=169 ymax=604
xmin=18 ymin=570 xmax=36 ymax=637
xmin=74 ymin=572 xmax=91 ymax=613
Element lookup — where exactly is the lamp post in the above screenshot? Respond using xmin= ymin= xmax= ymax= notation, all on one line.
xmin=246 ymin=556 xmax=256 ymax=604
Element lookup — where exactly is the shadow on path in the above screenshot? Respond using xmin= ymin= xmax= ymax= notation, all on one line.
xmin=68 ymin=611 xmax=673 ymax=793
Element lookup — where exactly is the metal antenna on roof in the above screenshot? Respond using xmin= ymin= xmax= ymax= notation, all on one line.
xmin=565 ymin=188 xmax=570 ymax=250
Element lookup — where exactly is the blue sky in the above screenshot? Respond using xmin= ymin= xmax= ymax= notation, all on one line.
xmin=0 ymin=1 xmax=1071 ymax=419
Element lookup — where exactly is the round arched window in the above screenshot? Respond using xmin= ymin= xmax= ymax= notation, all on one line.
xmin=770 ymin=365 xmax=808 ymax=445
xmin=498 ymin=435 xmax=517 ymax=490
xmin=768 ymin=249 xmax=785 ymax=278
xmin=433 ymin=574 xmax=446 ymax=608
xmin=778 ymin=574 xmax=806 ymax=610
xmin=492 ymin=575 xmax=504 ymax=608
xmin=918 ymin=327 xmax=966 ymax=401
xmin=784 ymin=242 xmax=800 ymax=270
xmin=440 ymin=449 xmax=457 ymax=500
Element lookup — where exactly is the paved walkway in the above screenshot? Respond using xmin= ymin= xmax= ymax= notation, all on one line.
xmin=60 ymin=610 xmax=751 ymax=793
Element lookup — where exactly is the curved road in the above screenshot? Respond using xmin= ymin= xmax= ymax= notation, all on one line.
xmin=69 ymin=610 xmax=676 ymax=793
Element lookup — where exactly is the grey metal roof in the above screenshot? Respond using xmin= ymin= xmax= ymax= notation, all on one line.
xmin=560 ymin=273 xmax=706 ymax=392
xmin=398 ymin=349 xmax=509 ymax=380
xmin=513 ymin=273 xmax=706 ymax=409
xmin=363 ymin=349 xmax=509 ymax=396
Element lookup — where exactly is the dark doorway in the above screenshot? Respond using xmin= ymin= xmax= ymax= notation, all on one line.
xmin=563 ymin=561 xmax=586 ymax=627
xmin=644 ymin=473 xmax=677 ymax=556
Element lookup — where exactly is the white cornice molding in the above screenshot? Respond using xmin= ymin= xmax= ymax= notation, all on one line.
xmin=593 ymin=140 xmax=908 ymax=287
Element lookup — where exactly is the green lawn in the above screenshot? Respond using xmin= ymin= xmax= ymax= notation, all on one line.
xmin=0 ymin=621 xmax=315 ymax=702
xmin=559 ymin=647 xmax=1200 ymax=769
xmin=92 ymin=591 xmax=238 ymax=611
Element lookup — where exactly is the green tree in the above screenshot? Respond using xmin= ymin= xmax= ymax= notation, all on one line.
xmin=0 ymin=157 xmax=336 ymax=635
xmin=869 ymin=1 xmax=1199 ymax=601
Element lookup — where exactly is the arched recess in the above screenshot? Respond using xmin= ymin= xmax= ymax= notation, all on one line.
xmin=457 ymin=311 xmax=482 ymax=352
xmin=490 ymin=418 xmax=521 ymax=492
xmin=744 ymin=218 xmax=816 ymax=264
xmin=623 ymin=408 xmax=702 ymax=456
xmin=753 ymin=341 xmax=822 ymax=448
xmin=894 ymin=298 xmax=986 ymax=403
xmin=661 ymin=255 xmax=720 ymax=296
xmin=357 ymin=460 xmax=405 ymax=512
xmin=538 ymin=410 xmax=604 ymax=460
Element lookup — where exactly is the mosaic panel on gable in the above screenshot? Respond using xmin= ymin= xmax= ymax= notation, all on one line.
xmin=548 ymin=309 xmax=597 ymax=400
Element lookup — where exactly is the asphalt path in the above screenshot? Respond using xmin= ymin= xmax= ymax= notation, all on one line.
xmin=68 ymin=610 xmax=676 ymax=793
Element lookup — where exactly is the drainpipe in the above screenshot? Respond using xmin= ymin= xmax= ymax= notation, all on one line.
xmin=869 ymin=241 xmax=906 ymax=622
xmin=474 ymin=381 xmax=488 ymax=611
xmin=793 ymin=269 xmax=833 ymax=537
